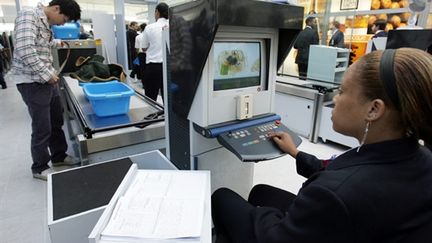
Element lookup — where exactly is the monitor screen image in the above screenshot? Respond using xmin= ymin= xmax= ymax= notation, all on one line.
xmin=213 ymin=41 xmax=261 ymax=91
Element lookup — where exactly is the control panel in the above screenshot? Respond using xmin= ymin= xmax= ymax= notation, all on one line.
xmin=217 ymin=120 xmax=301 ymax=162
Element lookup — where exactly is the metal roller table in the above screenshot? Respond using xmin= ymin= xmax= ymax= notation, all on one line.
xmin=60 ymin=76 xmax=166 ymax=165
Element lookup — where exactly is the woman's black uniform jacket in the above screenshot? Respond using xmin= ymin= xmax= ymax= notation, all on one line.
xmin=252 ymin=137 xmax=432 ymax=243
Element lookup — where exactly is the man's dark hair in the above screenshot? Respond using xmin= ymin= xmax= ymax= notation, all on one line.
xmin=333 ymin=21 xmax=340 ymax=29
xmin=49 ymin=0 xmax=81 ymax=21
xmin=140 ymin=23 xmax=147 ymax=31
xmin=129 ymin=21 xmax=138 ymax=28
xmin=374 ymin=19 xmax=387 ymax=31
xmin=305 ymin=17 xmax=315 ymax=26
xmin=156 ymin=2 xmax=169 ymax=19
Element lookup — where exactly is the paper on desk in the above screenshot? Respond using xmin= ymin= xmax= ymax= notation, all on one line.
xmin=101 ymin=170 xmax=206 ymax=241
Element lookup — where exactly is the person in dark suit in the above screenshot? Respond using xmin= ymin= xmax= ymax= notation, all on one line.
xmin=293 ymin=17 xmax=319 ymax=80
xmin=371 ymin=19 xmax=388 ymax=51
xmin=372 ymin=19 xmax=388 ymax=38
xmin=126 ymin=21 xmax=139 ymax=75
xmin=212 ymin=48 xmax=432 ymax=243
xmin=0 ymin=43 xmax=6 ymax=89
xmin=329 ymin=21 xmax=345 ymax=48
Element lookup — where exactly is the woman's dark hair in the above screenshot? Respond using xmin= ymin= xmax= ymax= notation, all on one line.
xmin=49 ymin=0 xmax=81 ymax=21
xmin=357 ymin=48 xmax=432 ymax=144
xmin=156 ymin=2 xmax=169 ymax=19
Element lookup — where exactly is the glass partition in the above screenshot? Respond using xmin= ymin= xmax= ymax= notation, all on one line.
xmin=278 ymin=0 xmax=424 ymax=80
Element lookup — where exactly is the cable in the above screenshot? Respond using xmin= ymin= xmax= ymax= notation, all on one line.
xmin=56 ymin=41 xmax=70 ymax=75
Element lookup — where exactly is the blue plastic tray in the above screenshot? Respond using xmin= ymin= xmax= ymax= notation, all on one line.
xmin=52 ymin=23 xmax=80 ymax=40
xmin=83 ymin=82 xmax=134 ymax=117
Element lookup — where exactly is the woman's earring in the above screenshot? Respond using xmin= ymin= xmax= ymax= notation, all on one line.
xmin=357 ymin=121 xmax=371 ymax=152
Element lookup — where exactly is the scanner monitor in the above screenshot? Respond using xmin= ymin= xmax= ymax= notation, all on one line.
xmin=213 ymin=41 xmax=264 ymax=92
xmin=188 ymin=27 xmax=277 ymax=127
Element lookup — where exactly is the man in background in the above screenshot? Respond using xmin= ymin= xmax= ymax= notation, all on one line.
xmin=371 ymin=19 xmax=387 ymax=38
xmin=329 ymin=21 xmax=345 ymax=48
xmin=9 ymin=0 xmax=81 ymax=180
xmin=293 ymin=16 xmax=319 ymax=80
xmin=141 ymin=2 xmax=169 ymax=102
xmin=371 ymin=19 xmax=388 ymax=51
xmin=127 ymin=21 xmax=139 ymax=77
xmin=0 ymin=42 xmax=6 ymax=89
xmin=135 ymin=23 xmax=147 ymax=88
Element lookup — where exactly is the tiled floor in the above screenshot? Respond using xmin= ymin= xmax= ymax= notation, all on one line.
xmin=0 ymin=82 xmax=347 ymax=243
xmin=0 ymin=84 xmax=52 ymax=243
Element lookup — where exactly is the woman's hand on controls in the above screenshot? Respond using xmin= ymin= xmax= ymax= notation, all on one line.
xmin=268 ymin=131 xmax=299 ymax=158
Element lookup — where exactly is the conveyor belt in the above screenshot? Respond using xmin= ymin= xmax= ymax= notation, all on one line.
xmin=61 ymin=77 xmax=164 ymax=138
xmin=60 ymin=76 xmax=166 ymax=164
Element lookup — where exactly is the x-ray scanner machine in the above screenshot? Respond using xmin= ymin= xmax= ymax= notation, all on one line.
xmin=164 ymin=0 xmax=303 ymax=197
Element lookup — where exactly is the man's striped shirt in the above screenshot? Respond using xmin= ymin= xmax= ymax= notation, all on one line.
xmin=9 ymin=3 xmax=60 ymax=84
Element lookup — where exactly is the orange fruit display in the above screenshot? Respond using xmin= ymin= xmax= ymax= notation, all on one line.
xmin=399 ymin=0 xmax=409 ymax=8
xmin=381 ymin=0 xmax=392 ymax=9
xmin=386 ymin=23 xmax=394 ymax=31
xmin=391 ymin=15 xmax=401 ymax=27
xmin=371 ymin=0 xmax=381 ymax=9
xmin=377 ymin=13 xmax=388 ymax=21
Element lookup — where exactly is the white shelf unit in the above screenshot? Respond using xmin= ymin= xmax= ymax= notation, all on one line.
xmin=307 ymin=45 xmax=350 ymax=83
xmin=275 ymin=91 xmax=314 ymax=138
xmin=318 ymin=104 xmax=359 ymax=148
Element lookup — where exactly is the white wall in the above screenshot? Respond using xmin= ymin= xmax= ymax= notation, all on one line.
xmin=92 ymin=12 xmax=117 ymax=64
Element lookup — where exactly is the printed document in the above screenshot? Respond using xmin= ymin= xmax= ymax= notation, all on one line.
xmin=101 ymin=170 xmax=207 ymax=241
